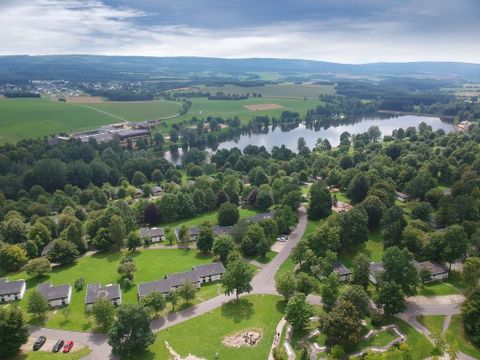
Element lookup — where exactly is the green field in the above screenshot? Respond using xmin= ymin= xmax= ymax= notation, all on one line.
xmin=128 ymin=295 xmax=284 ymax=360
xmin=0 ymin=98 xmax=181 ymax=144
xmin=5 ymin=249 xmax=217 ymax=331
xmin=446 ymin=315 xmax=480 ymax=358
xmin=8 ymin=347 xmax=91 ymax=360
xmin=171 ymin=97 xmax=322 ymax=124
xmin=184 ymin=83 xmax=336 ymax=99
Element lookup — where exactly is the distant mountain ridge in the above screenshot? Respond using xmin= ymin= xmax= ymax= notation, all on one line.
xmin=0 ymin=55 xmax=479 ymax=81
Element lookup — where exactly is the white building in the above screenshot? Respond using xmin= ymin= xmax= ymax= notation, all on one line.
xmin=37 ymin=282 xmax=72 ymax=307
xmin=85 ymin=283 xmax=122 ymax=310
xmin=0 ymin=278 xmax=26 ymax=303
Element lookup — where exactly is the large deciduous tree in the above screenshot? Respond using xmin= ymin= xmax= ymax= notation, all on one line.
xmin=320 ymin=300 xmax=362 ymax=347
xmin=197 ymin=221 xmax=215 ymax=253
xmin=0 ymin=305 xmax=28 ymax=359
xmin=285 ymin=293 xmax=314 ymax=331
xmin=222 ymin=259 xmax=254 ymax=300
xmin=308 ymin=181 xmax=332 ymax=220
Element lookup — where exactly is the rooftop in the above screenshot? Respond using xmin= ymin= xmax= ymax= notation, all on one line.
xmin=333 ymin=262 xmax=352 ymax=276
xmin=192 ymin=262 xmax=226 ymax=278
xmin=85 ymin=283 xmax=121 ymax=305
xmin=0 ymin=278 xmax=25 ymax=296
xmin=37 ymin=282 xmax=71 ymax=301
xmin=369 ymin=262 xmax=385 ymax=276
xmin=214 ymin=225 xmax=234 ymax=235
xmin=246 ymin=212 xmax=275 ymax=223
xmin=413 ymin=260 xmax=449 ymax=276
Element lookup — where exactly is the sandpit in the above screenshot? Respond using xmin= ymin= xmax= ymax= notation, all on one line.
xmin=222 ymin=328 xmax=263 ymax=348
xmin=165 ymin=341 xmax=206 ymax=360
xmin=243 ymin=103 xmax=283 ymax=111
xmin=66 ymin=96 xmax=104 ymax=104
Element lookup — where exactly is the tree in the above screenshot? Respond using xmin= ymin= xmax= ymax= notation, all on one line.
xmin=213 ymin=234 xmax=235 ymax=263
xmin=285 ymin=293 xmax=314 ymax=331
xmin=1 ymin=216 xmax=28 ymax=244
xmin=0 ymin=244 xmax=28 ymax=271
xmin=411 ymin=202 xmax=433 ymax=222
xmin=197 ymin=221 xmax=215 ymax=253
xmin=0 ymin=305 xmax=28 ymax=359
xmin=118 ymin=256 xmax=137 ymax=281
xmin=347 ymin=173 xmax=370 ymax=204
xmin=419 ymin=267 xmax=432 ymax=287
xmin=217 ymin=202 xmax=239 ymax=226
xmin=27 ymin=290 xmax=49 ymax=318
xmin=442 ymin=225 xmax=468 ymax=269
xmin=108 ymin=304 xmax=155 ymax=357
xmin=178 ymin=282 xmax=197 ymax=304
xmin=405 ymin=173 xmax=437 ymax=200
xmin=47 ymin=239 xmax=79 ymax=265
xmin=222 ymin=258 xmax=254 ymax=300
xmin=382 ymin=246 xmax=418 ymax=296
xmin=296 ymin=272 xmax=315 ymax=295
xmin=320 ymin=300 xmax=362 ymax=347
xmin=367 ymin=125 xmax=381 ymax=142
xmin=61 ymin=219 xmax=85 ymax=253
xmin=376 ymin=281 xmax=406 ymax=316
xmin=308 ymin=181 xmax=332 ymax=220
xmin=74 ymin=278 xmax=85 ymax=291
xmin=109 ymin=215 xmax=126 ymax=249
xmin=132 ymin=171 xmax=148 ymax=187
xmin=126 ymin=231 xmax=142 ymax=252
xmin=352 ymin=252 xmax=370 ymax=290
xmin=92 ymin=227 xmax=111 ymax=251
xmin=141 ymin=291 xmax=166 ymax=316
xmin=339 ymin=285 xmax=370 ymax=317
xmin=275 ymin=272 xmax=296 ymax=301
xmin=29 ymin=222 xmax=51 ymax=247
xmin=360 ymin=196 xmax=385 ymax=229
xmin=241 ymin=224 xmax=267 ymax=257
xmin=463 ymin=257 xmax=480 ymax=290
xmin=381 ymin=206 xmax=407 ymax=248
xmin=92 ymin=298 xmax=115 ymax=330
xmin=255 ymin=188 xmax=274 ymax=211
xmin=462 ymin=286 xmax=480 ymax=346
xmin=166 ymin=290 xmax=180 ymax=310
xmin=144 ymin=203 xmax=160 ymax=225
xmin=321 ymin=272 xmax=340 ymax=310
xmin=340 ymin=207 xmax=368 ymax=247
xmin=24 ymin=257 xmax=51 ymax=277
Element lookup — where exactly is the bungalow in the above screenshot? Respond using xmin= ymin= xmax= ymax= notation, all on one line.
xmin=413 ymin=260 xmax=449 ymax=282
xmin=37 ymin=282 xmax=72 ymax=307
xmin=0 ymin=278 xmax=26 ymax=303
xmin=134 ymin=188 xmax=144 ymax=199
xmin=151 ymin=186 xmax=163 ymax=197
xmin=189 ymin=227 xmax=200 ymax=241
xmin=140 ymin=227 xmax=164 ymax=243
xmin=112 ymin=129 xmax=150 ymax=142
xmin=85 ymin=283 xmax=122 ymax=309
xmin=214 ymin=225 xmax=234 ymax=236
xmin=333 ymin=262 xmax=352 ymax=282
xmin=395 ymin=191 xmax=412 ymax=203
xmin=192 ymin=263 xmax=226 ymax=284
xmin=138 ymin=262 xmax=225 ymax=299
xmin=369 ymin=262 xmax=385 ymax=285
xmin=246 ymin=212 xmax=275 ymax=223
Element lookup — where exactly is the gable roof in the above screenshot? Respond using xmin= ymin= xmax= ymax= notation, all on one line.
xmin=85 ymin=283 xmax=121 ymax=305
xmin=37 ymin=282 xmax=71 ymax=301
xmin=333 ymin=262 xmax=351 ymax=276
xmin=151 ymin=186 xmax=163 ymax=194
xmin=189 ymin=227 xmax=200 ymax=236
xmin=0 ymin=278 xmax=25 ymax=296
xmin=369 ymin=262 xmax=385 ymax=277
xmin=192 ymin=263 xmax=226 ymax=278
xmin=413 ymin=260 xmax=449 ymax=276
xmin=214 ymin=226 xmax=233 ymax=235
xmin=138 ymin=279 xmax=173 ymax=297
xmin=246 ymin=212 xmax=275 ymax=223
xmin=140 ymin=227 xmax=164 ymax=238
xmin=165 ymin=270 xmax=200 ymax=285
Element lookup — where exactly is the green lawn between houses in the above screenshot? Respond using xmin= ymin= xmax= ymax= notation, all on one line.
xmin=5 ymin=249 xmax=218 ymax=332
xmin=8 ymin=347 xmax=91 ymax=360
xmin=127 ymin=295 xmax=284 ymax=360
xmin=417 ymin=315 xmax=445 ymax=335
xmin=446 ymin=315 xmax=480 ymax=359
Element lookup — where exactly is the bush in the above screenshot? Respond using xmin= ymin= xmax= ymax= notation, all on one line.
xmin=74 ymin=278 xmax=85 ymax=291
xmin=370 ymin=307 xmax=385 ymax=327
xmin=330 ymin=344 xmax=345 ymax=359
xmin=273 ymin=346 xmax=287 ymax=360
xmin=123 ymin=278 xmax=133 ymax=289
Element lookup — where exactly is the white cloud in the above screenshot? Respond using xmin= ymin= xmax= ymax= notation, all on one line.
xmin=0 ymin=0 xmax=479 ymax=63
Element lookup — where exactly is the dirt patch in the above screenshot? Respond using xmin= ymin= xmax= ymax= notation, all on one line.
xmin=243 ymin=103 xmax=283 ymax=111
xmin=66 ymin=96 xmax=104 ymax=104
xmin=165 ymin=341 xmax=205 ymax=360
xmin=332 ymin=201 xmax=352 ymax=213
xmin=222 ymin=328 xmax=263 ymax=348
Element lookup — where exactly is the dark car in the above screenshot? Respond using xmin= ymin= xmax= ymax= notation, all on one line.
xmin=33 ymin=336 xmax=46 ymax=351
xmin=52 ymin=339 xmax=64 ymax=353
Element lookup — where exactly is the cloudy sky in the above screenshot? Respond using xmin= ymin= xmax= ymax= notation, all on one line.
xmin=0 ymin=0 xmax=479 ymax=63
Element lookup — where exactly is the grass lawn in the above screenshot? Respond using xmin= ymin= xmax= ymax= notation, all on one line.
xmin=391 ymin=317 xmax=434 ymax=360
xmin=249 ymin=250 xmax=277 ymax=265
xmin=339 ymin=230 xmax=384 ymax=269
xmin=86 ymin=100 xmax=181 ymax=122
xmin=353 ymin=329 xmax=398 ymax=351
xmin=416 ymin=315 xmax=445 ymax=335
xmin=5 ymin=249 xmax=216 ymax=331
xmin=127 ymin=295 xmax=284 ymax=360
xmin=8 ymin=347 xmax=91 ymax=360
xmin=446 ymin=315 xmax=480 ymax=358
xmin=417 ymin=282 xmax=459 ymax=296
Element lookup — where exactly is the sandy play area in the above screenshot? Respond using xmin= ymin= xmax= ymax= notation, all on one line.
xmin=222 ymin=328 xmax=263 ymax=348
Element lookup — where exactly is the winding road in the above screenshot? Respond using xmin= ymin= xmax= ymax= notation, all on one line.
xmin=28 ymin=206 xmax=470 ymax=359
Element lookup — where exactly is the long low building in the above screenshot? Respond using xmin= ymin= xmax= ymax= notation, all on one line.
xmin=37 ymin=282 xmax=72 ymax=307
xmin=0 ymin=278 xmax=26 ymax=303
xmin=85 ymin=283 xmax=122 ymax=309
xmin=138 ymin=262 xmax=226 ymax=299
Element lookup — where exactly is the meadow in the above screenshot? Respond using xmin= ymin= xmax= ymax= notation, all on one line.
xmin=0 ymin=98 xmax=181 ymax=144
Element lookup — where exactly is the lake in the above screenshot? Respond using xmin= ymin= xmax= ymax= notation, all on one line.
xmin=164 ymin=114 xmax=453 ymax=164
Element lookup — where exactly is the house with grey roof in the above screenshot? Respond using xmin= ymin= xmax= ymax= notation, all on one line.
xmin=369 ymin=262 xmax=385 ymax=285
xmin=395 ymin=191 xmax=412 ymax=203
xmin=0 ymin=278 xmax=26 ymax=303
xmin=333 ymin=262 xmax=352 ymax=282
xmin=151 ymin=186 xmax=163 ymax=197
xmin=140 ymin=227 xmax=164 ymax=243
xmin=188 ymin=227 xmax=200 ymax=241
xmin=412 ymin=260 xmax=449 ymax=282
xmin=214 ymin=226 xmax=234 ymax=236
xmin=246 ymin=212 xmax=275 ymax=223
xmin=134 ymin=188 xmax=144 ymax=199
xmin=85 ymin=283 xmax=122 ymax=309
xmin=138 ymin=262 xmax=226 ymax=299
xmin=37 ymin=282 xmax=72 ymax=307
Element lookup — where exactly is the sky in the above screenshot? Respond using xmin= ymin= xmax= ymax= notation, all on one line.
xmin=0 ymin=0 xmax=479 ymax=63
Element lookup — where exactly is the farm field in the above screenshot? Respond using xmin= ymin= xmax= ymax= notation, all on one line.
xmin=0 ymin=98 xmax=181 ymax=144
xmin=5 ymin=249 xmax=217 ymax=331
xmin=183 ymin=83 xmax=336 ymax=99
xmin=127 ymin=295 xmax=284 ymax=360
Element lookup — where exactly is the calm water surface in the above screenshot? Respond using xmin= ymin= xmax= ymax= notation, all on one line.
xmin=164 ymin=114 xmax=453 ymax=164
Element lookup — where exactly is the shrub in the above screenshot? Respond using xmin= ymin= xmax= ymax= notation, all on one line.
xmin=74 ymin=278 xmax=85 ymax=291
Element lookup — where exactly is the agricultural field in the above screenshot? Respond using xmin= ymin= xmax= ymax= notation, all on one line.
xmin=128 ymin=295 xmax=284 ymax=360
xmin=6 ymin=249 xmax=217 ymax=331
xmin=182 ymin=83 xmax=336 ymax=99
xmin=0 ymin=98 xmax=181 ymax=144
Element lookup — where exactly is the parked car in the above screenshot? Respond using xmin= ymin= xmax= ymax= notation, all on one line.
xmin=52 ymin=339 xmax=64 ymax=352
xmin=276 ymin=236 xmax=287 ymax=242
xmin=33 ymin=336 xmax=46 ymax=351
xmin=63 ymin=340 xmax=74 ymax=353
